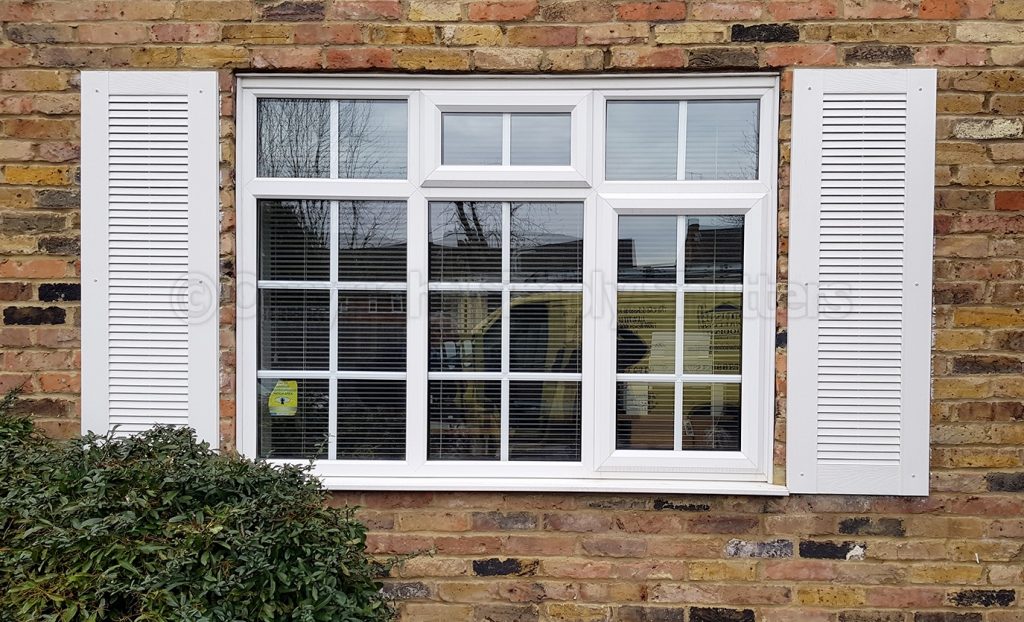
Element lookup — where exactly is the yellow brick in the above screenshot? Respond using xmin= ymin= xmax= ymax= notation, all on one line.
xmin=442 ymin=25 xmax=503 ymax=46
xmin=544 ymin=603 xmax=608 ymax=621
xmin=796 ymin=586 xmax=865 ymax=607
xmin=654 ymin=23 xmax=727 ymax=44
xmin=180 ymin=46 xmax=249 ymax=68
xmin=367 ymin=25 xmax=437 ymax=45
xmin=954 ymin=307 xmax=1024 ymax=328
xmin=910 ymin=564 xmax=986 ymax=584
xmin=409 ymin=0 xmax=463 ymax=21
xmin=2 ymin=165 xmax=72 ymax=186
xmin=395 ymin=49 xmax=470 ymax=70
xmin=688 ymin=560 xmax=757 ymax=581
xmin=932 ymin=377 xmax=992 ymax=399
xmin=222 ymin=24 xmax=294 ymax=43
xmin=933 ymin=329 xmax=987 ymax=351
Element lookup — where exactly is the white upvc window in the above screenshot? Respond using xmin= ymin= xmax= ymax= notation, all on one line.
xmin=236 ymin=75 xmax=781 ymax=494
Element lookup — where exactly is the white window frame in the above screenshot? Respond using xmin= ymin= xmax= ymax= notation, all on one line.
xmin=236 ymin=75 xmax=783 ymax=495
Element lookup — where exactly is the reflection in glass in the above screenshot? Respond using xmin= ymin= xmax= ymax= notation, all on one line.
xmin=429 ymin=202 xmax=502 ymax=282
xmin=682 ymin=382 xmax=740 ymax=451
xmin=510 ymin=113 xmax=571 ymax=165
xmin=338 ymin=201 xmax=407 ymax=281
xmin=259 ymin=290 xmax=329 ymax=370
xmin=339 ymin=292 xmax=406 ymax=372
xmin=259 ymin=200 xmax=330 ymax=281
xmin=606 ymin=101 xmax=679 ymax=180
xmin=511 ymin=202 xmax=584 ymax=283
xmin=683 ymin=292 xmax=742 ymax=375
xmin=685 ymin=100 xmax=759 ymax=181
xmin=510 ymin=293 xmax=582 ymax=373
xmin=618 ymin=215 xmax=677 ymax=283
xmin=428 ymin=380 xmax=500 ymax=460
xmin=258 ymin=98 xmax=330 ymax=178
xmin=617 ymin=293 xmax=675 ymax=374
xmin=509 ymin=381 xmax=581 ymax=461
xmin=429 ymin=292 xmax=501 ymax=372
xmin=684 ymin=215 xmax=744 ymax=284
xmin=443 ymin=113 xmax=503 ymax=165
xmin=258 ymin=378 xmax=328 ymax=459
xmin=338 ymin=380 xmax=405 ymax=459
xmin=338 ymin=100 xmax=407 ymax=179
xmin=616 ymin=382 xmax=674 ymax=450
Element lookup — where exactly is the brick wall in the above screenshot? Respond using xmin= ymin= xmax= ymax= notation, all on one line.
xmin=1 ymin=1 xmax=1023 ymax=620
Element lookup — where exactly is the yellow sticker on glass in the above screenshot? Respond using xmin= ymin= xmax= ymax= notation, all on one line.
xmin=268 ymin=380 xmax=298 ymax=417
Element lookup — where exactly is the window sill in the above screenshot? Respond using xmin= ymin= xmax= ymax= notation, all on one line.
xmin=316 ymin=476 xmax=789 ymax=496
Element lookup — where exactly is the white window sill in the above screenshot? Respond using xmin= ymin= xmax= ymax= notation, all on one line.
xmin=316 ymin=476 xmax=789 ymax=496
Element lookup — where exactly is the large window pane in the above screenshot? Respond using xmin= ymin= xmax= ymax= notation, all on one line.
xmin=429 ymin=292 xmax=502 ymax=372
xmin=428 ymin=380 xmax=500 ymax=460
xmin=259 ymin=200 xmax=330 ymax=281
xmin=510 ymin=292 xmax=581 ymax=373
xmin=258 ymin=378 xmax=328 ymax=459
xmin=338 ymin=380 xmax=406 ymax=460
xmin=258 ymin=98 xmax=330 ymax=178
xmin=339 ymin=292 xmax=406 ymax=372
xmin=684 ymin=215 xmax=744 ymax=284
xmin=683 ymin=292 xmax=742 ymax=375
xmin=339 ymin=201 xmax=407 ymax=282
xmin=509 ymin=381 xmax=581 ymax=461
xmin=682 ymin=382 xmax=740 ymax=451
xmin=684 ymin=101 xmax=759 ymax=180
xmin=617 ymin=293 xmax=675 ymax=374
xmin=429 ymin=201 xmax=502 ymax=282
xmin=259 ymin=290 xmax=329 ymax=370
xmin=510 ymin=113 xmax=571 ymax=165
xmin=338 ymin=100 xmax=407 ymax=179
xmin=511 ymin=202 xmax=583 ymax=283
xmin=443 ymin=113 xmax=502 ymax=165
xmin=606 ymin=101 xmax=679 ymax=181
xmin=618 ymin=215 xmax=676 ymax=283
xmin=616 ymin=381 xmax=674 ymax=450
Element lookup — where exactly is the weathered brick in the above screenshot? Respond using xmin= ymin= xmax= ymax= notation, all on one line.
xmin=690 ymin=608 xmax=755 ymax=622
xmin=580 ymin=23 xmax=649 ymax=45
xmin=687 ymin=47 xmax=759 ymax=69
xmin=689 ymin=1 xmax=763 ymax=20
xmin=327 ymin=0 xmax=402 ymax=19
xmin=763 ymin=44 xmax=838 ymax=67
xmin=616 ymin=2 xmax=687 ymax=21
xmin=845 ymin=0 xmax=916 ymax=18
xmin=845 ymin=44 xmax=915 ymax=65
xmin=953 ymin=118 xmax=1024 ymax=140
xmin=473 ymin=558 xmax=538 ymax=576
xmin=732 ymin=24 xmax=799 ymax=43
xmin=837 ymin=517 xmax=905 ymax=537
xmin=609 ymin=46 xmax=686 ymax=69
xmin=408 ymin=0 xmax=463 ymax=21
xmin=725 ymin=539 xmax=794 ymax=558
xmin=921 ymin=0 xmax=993 ymax=18
xmin=4 ymin=23 xmax=77 ymax=44
xmin=799 ymin=540 xmax=866 ymax=559
xmin=468 ymin=0 xmax=538 ymax=21
xmin=395 ymin=48 xmax=470 ymax=70
xmin=654 ymin=24 xmax=727 ymax=44
xmin=177 ymin=0 xmax=253 ymax=20
xmin=324 ymin=47 xmax=394 ymax=69
xmin=442 ymin=25 xmax=504 ymax=46
xmin=259 ymin=0 xmax=326 ymax=20
xmin=3 ymin=306 xmax=66 ymax=325
xmin=507 ymin=26 xmax=578 ymax=47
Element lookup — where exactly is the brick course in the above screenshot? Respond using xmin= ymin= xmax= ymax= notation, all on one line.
xmin=0 ymin=1 xmax=1022 ymax=619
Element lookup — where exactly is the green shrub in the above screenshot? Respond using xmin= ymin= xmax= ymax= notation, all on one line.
xmin=0 ymin=395 xmax=395 ymax=622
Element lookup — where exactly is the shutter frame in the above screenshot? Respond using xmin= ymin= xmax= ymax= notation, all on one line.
xmin=82 ymin=71 xmax=220 ymax=448
xmin=787 ymin=69 xmax=936 ymax=496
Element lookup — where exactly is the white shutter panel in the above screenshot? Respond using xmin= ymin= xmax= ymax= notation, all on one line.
xmin=81 ymin=71 xmax=220 ymax=448
xmin=787 ymin=69 xmax=935 ymax=496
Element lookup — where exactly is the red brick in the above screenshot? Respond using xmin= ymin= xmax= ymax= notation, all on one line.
xmin=540 ymin=1 xmax=615 ymax=22
xmin=293 ymin=23 xmax=363 ymax=44
xmin=767 ymin=0 xmax=839 ymax=19
xmin=327 ymin=0 xmax=402 ymax=19
xmin=609 ymin=46 xmax=686 ymax=69
xmin=763 ymin=44 xmax=838 ymax=67
xmin=149 ymin=23 xmax=222 ymax=43
xmin=467 ymin=0 xmax=538 ymax=21
xmin=845 ymin=0 xmax=916 ymax=17
xmin=915 ymin=45 xmax=989 ymax=66
xmin=250 ymin=47 xmax=323 ymax=69
xmin=615 ymin=2 xmax=687 ymax=20
xmin=689 ymin=1 xmax=763 ymax=20
xmin=996 ymin=191 xmax=1024 ymax=210
xmin=921 ymin=0 xmax=993 ymax=18
xmin=323 ymin=47 xmax=394 ymax=69
xmin=507 ymin=26 xmax=578 ymax=46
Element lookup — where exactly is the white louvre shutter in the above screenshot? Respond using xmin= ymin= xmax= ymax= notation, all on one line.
xmin=81 ymin=72 xmax=219 ymax=447
xmin=787 ymin=69 xmax=935 ymax=495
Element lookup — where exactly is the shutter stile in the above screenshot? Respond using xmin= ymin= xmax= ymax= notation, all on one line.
xmin=788 ymin=70 xmax=935 ymax=495
xmin=82 ymin=72 xmax=220 ymax=447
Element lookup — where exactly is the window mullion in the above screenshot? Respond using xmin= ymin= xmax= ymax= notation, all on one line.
xmin=327 ymin=200 xmax=339 ymax=460
xmin=500 ymin=201 xmax=511 ymax=461
xmin=674 ymin=215 xmax=686 ymax=452
xmin=501 ymin=113 xmax=512 ymax=167
xmin=329 ymin=100 xmax=339 ymax=179
xmin=676 ymin=101 xmax=687 ymax=181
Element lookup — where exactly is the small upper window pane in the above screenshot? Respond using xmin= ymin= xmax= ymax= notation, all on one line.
xmin=338 ymin=100 xmax=408 ymax=179
xmin=606 ymin=101 xmax=678 ymax=181
xmin=443 ymin=113 xmax=502 ymax=165
xmin=258 ymin=98 xmax=330 ymax=178
xmin=685 ymin=101 xmax=759 ymax=180
xmin=510 ymin=113 xmax=571 ymax=166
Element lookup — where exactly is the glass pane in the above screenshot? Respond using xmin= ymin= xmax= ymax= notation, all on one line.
xmin=510 ymin=292 xmax=581 ymax=373
xmin=616 ymin=381 xmax=674 ymax=450
xmin=429 ymin=292 xmax=502 ymax=372
xmin=511 ymin=202 xmax=583 ymax=283
xmin=684 ymin=215 xmax=744 ymax=284
xmin=257 ymin=98 xmax=330 ymax=178
xmin=339 ymin=292 xmax=406 ymax=372
xmin=428 ymin=380 xmax=500 ymax=460
xmin=606 ymin=101 xmax=678 ymax=181
xmin=259 ymin=290 xmax=329 ymax=370
xmin=338 ymin=201 xmax=407 ymax=281
xmin=338 ymin=380 xmax=406 ymax=460
xmin=509 ymin=381 xmax=581 ymax=461
xmin=259 ymin=200 xmax=330 ymax=281
xmin=617 ymin=293 xmax=675 ymax=374
xmin=429 ymin=201 xmax=502 ymax=282
xmin=510 ymin=113 xmax=571 ymax=166
xmin=618 ymin=216 xmax=677 ymax=283
xmin=443 ymin=113 xmax=502 ymax=165
xmin=338 ymin=100 xmax=407 ymax=179
xmin=257 ymin=378 xmax=328 ymax=459
xmin=683 ymin=292 xmax=742 ymax=375
xmin=682 ymin=382 xmax=740 ymax=451
xmin=685 ymin=100 xmax=759 ymax=180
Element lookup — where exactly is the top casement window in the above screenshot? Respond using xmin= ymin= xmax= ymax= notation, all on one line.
xmin=236 ymin=75 xmax=781 ymax=494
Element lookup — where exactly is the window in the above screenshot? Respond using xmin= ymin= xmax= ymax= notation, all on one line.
xmin=237 ymin=76 xmax=779 ymax=492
